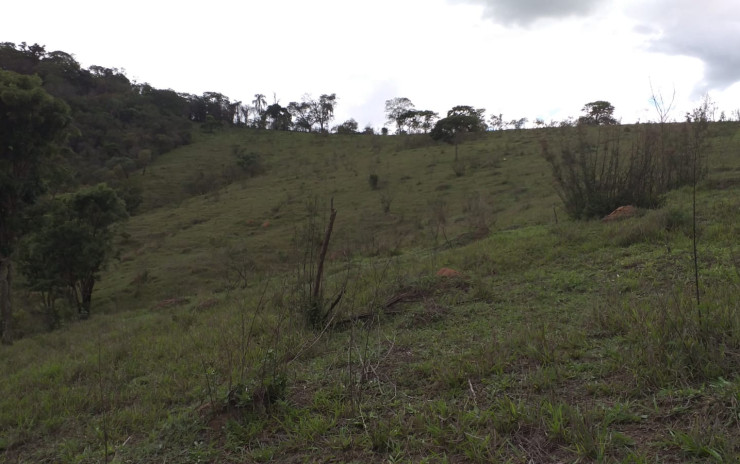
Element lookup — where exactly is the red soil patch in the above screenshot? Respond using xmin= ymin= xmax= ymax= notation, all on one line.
xmin=602 ymin=205 xmax=637 ymax=222
xmin=436 ymin=267 xmax=461 ymax=277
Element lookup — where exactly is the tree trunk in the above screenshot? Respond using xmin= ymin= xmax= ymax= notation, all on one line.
xmin=78 ymin=276 xmax=95 ymax=319
xmin=0 ymin=256 xmax=13 ymax=345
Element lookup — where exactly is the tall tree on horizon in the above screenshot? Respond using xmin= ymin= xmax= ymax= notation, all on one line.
xmin=265 ymin=103 xmax=292 ymax=131
xmin=288 ymin=99 xmax=315 ymax=132
xmin=430 ymin=105 xmax=487 ymax=161
xmin=578 ymin=101 xmax=617 ymax=126
xmin=385 ymin=97 xmax=415 ymax=134
xmin=313 ymin=93 xmax=337 ymax=133
xmin=253 ymin=93 xmax=267 ymax=128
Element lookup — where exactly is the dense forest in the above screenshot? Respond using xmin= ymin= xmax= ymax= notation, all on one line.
xmin=0 ymin=42 xmax=199 ymax=208
xmin=1 ymin=42 xmax=377 ymax=209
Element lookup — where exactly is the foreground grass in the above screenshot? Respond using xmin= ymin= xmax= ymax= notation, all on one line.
xmin=2 ymin=124 xmax=740 ymax=462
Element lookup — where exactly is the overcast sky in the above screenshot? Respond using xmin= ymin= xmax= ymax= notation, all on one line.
xmin=5 ymin=0 xmax=740 ymax=128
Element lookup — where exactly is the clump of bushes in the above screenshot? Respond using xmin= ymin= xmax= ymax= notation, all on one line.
xmin=233 ymin=145 xmax=266 ymax=177
xmin=236 ymin=153 xmax=265 ymax=177
xmin=542 ymin=115 xmax=709 ymax=219
xmin=183 ymin=171 xmax=223 ymax=195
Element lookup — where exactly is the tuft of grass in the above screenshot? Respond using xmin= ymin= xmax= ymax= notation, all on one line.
xmin=592 ymin=282 xmax=740 ymax=387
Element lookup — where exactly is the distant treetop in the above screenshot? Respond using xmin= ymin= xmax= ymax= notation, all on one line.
xmin=578 ymin=101 xmax=617 ymax=126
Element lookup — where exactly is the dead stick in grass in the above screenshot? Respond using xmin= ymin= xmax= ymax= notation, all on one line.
xmin=313 ymin=199 xmax=337 ymax=301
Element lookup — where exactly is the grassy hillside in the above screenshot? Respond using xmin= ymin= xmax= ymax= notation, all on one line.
xmin=2 ymin=124 xmax=740 ymax=463
xmin=93 ymin=127 xmax=559 ymax=316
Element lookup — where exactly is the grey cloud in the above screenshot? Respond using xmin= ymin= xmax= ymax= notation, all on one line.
xmin=633 ymin=1 xmax=740 ymax=90
xmin=450 ymin=0 xmax=608 ymax=26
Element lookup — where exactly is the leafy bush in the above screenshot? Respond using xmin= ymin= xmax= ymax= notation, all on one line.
xmin=183 ymin=171 xmax=223 ymax=195
xmin=17 ymin=185 xmax=128 ymax=322
xmin=233 ymin=145 xmax=266 ymax=177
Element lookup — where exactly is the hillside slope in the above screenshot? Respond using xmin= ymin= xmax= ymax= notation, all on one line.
xmin=2 ymin=124 xmax=740 ymax=463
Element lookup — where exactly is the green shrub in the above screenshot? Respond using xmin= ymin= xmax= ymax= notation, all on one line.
xmin=183 ymin=171 xmax=222 ymax=195
xmin=542 ymin=120 xmax=708 ymax=220
xmin=662 ymin=206 xmax=692 ymax=232
xmin=236 ymin=152 xmax=265 ymax=177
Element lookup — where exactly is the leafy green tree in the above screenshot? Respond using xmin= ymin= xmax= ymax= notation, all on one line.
xmin=335 ymin=118 xmax=359 ymax=134
xmin=286 ymin=94 xmax=336 ymax=132
xmin=578 ymin=101 xmax=617 ymax=126
xmin=313 ymin=94 xmax=337 ymax=133
xmin=0 ymin=42 xmax=45 ymax=75
xmin=385 ymin=97 xmax=415 ymax=134
xmin=18 ymin=185 xmax=128 ymax=321
xmin=489 ymin=113 xmax=504 ymax=131
xmin=288 ymin=98 xmax=316 ymax=132
xmin=430 ymin=106 xmax=487 ymax=160
xmin=417 ymin=110 xmax=439 ymax=134
xmin=0 ymin=70 xmax=70 ymax=343
xmin=510 ymin=117 xmax=528 ymax=130
xmin=233 ymin=147 xmax=265 ymax=177
xmin=1 ymin=42 xmax=193 ymax=191
xmin=238 ymin=103 xmax=253 ymax=127
xmin=139 ymin=85 xmax=189 ymax=118
xmin=447 ymin=105 xmax=486 ymax=123
xmin=265 ymin=103 xmax=292 ymax=131
xmin=202 ymin=114 xmax=222 ymax=133
xmin=202 ymin=91 xmax=231 ymax=123
xmin=186 ymin=94 xmax=208 ymax=122
xmin=17 ymin=201 xmax=67 ymax=329
xmin=397 ymin=109 xmax=440 ymax=134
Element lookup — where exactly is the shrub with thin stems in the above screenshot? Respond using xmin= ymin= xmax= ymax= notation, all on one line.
xmin=542 ymin=121 xmax=707 ymax=220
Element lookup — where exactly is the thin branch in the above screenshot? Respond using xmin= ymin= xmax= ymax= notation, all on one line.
xmin=649 ymin=78 xmax=676 ymax=124
xmin=312 ymin=199 xmax=337 ymax=301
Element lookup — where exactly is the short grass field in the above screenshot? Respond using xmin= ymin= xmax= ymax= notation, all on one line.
xmin=2 ymin=122 xmax=740 ymax=463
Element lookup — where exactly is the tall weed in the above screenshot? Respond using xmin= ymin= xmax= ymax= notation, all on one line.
xmin=542 ymin=121 xmax=708 ymax=219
